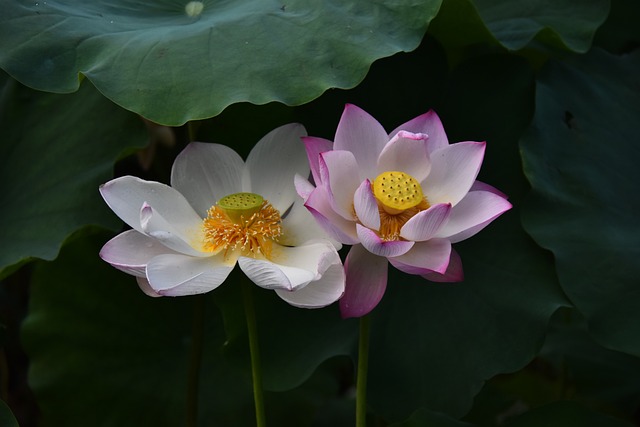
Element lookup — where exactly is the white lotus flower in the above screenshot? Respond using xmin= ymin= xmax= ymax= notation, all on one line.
xmin=99 ymin=124 xmax=345 ymax=308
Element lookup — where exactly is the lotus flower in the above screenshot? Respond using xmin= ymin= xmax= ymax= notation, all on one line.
xmin=296 ymin=105 xmax=511 ymax=318
xmin=99 ymin=124 xmax=345 ymax=308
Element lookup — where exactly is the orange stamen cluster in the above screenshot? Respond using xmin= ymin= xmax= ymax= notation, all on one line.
xmin=202 ymin=199 xmax=282 ymax=259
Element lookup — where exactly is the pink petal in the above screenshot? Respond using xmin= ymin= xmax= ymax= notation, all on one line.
xmin=99 ymin=176 xmax=202 ymax=233
xmin=302 ymin=136 xmax=333 ymax=186
xmin=334 ymin=104 xmax=389 ymax=180
xmin=353 ymin=180 xmax=380 ymax=230
xmin=399 ymin=203 xmax=452 ymax=242
xmin=170 ymin=142 xmax=244 ymax=217
xmin=281 ymin=198 xmax=342 ymax=249
xmin=319 ymin=150 xmax=361 ymax=220
xmin=377 ymin=131 xmax=431 ymax=182
xmin=304 ymin=187 xmax=359 ymax=245
xmin=339 ymin=244 xmax=388 ymax=318
xmin=244 ymin=123 xmax=309 ymax=213
xmin=470 ymin=180 xmax=508 ymax=198
xmin=422 ymin=141 xmax=486 ymax=207
xmin=422 ymin=249 xmax=464 ymax=282
xmin=146 ymin=253 xmax=234 ymax=296
xmin=357 ymin=224 xmax=414 ymax=257
xmin=275 ymin=261 xmax=345 ymax=308
xmin=388 ymin=110 xmax=449 ymax=154
xmin=294 ymin=174 xmax=315 ymax=201
xmin=388 ymin=239 xmax=451 ymax=275
xmin=435 ymin=190 xmax=512 ymax=243
xmin=100 ymin=229 xmax=177 ymax=277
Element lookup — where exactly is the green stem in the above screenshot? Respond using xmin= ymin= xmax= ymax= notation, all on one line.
xmin=356 ymin=314 xmax=371 ymax=427
xmin=242 ymin=281 xmax=267 ymax=427
xmin=186 ymin=295 xmax=206 ymax=427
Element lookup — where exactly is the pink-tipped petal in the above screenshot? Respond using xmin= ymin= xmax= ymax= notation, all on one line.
xmin=400 ymin=203 xmax=452 ymax=241
xmin=388 ymin=239 xmax=451 ymax=275
xmin=388 ymin=110 xmax=449 ymax=154
xmin=99 ymin=176 xmax=203 ymax=233
xmin=238 ymin=241 xmax=339 ymax=291
xmin=170 ymin=142 xmax=244 ymax=217
xmin=275 ymin=261 xmax=345 ymax=308
xmin=305 ymin=187 xmax=359 ymax=244
xmin=319 ymin=150 xmax=361 ymax=220
xmin=244 ymin=123 xmax=309 ymax=213
xmin=377 ymin=131 xmax=431 ymax=182
xmin=139 ymin=203 xmax=208 ymax=257
xmin=354 ymin=180 xmax=380 ymax=230
xmin=422 ymin=249 xmax=464 ymax=283
xmin=435 ymin=191 xmax=512 ymax=243
xmin=136 ymin=277 xmax=163 ymax=297
xmin=281 ymin=199 xmax=341 ymax=248
xmin=334 ymin=104 xmax=389 ymax=180
xmin=470 ymin=180 xmax=508 ymax=198
xmin=302 ymin=136 xmax=333 ymax=186
xmin=100 ymin=229 xmax=177 ymax=277
xmin=340 ymin=244 xmax=388 ymax=318
xmin=422 ymin=141 xmax=486 ymax=207
xmin=357 ymin=224 xmax=414 ymax=257
xmin=146 ymin=254 xmax=234 ymax=296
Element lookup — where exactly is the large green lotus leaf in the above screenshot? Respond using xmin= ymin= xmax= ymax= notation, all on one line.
xmin=0 ymin=400 xmax=18 ymax=427
xmin=473 ymin=0 xmax=610 ymax=52
xmin=0 ymin=75 xmax=147 ymax=277
xmin=365 ymin=54 xmax=569 ymax=420
xmin=504 ymin=401 xmax=634 ymax=427
xmin=520 ymin=49 xmax=640 ymax=356
xmin=0 ymin=0 xmax=442 ymax=126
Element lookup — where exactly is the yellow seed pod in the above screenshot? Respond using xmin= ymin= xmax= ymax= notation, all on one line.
xmin=217 ymin=192 xmax=264 ymax=222
xmin=372 ymin=171 xmax=424 ymax=214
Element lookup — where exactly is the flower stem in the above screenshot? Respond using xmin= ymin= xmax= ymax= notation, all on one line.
xmin=186 ymin=295 xmax=206 ymax=427
xmin=242 ymin=280 xmax=267 ymax=427
xmin=356 ymin=314 xmax=371 ymax=427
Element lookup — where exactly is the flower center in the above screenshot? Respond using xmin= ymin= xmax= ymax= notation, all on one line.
xmin=373 ymin=171 xmax=424 ymax=215
xmin=202 ymin=192 xmax=283 ymax=258
xmin=371 ymin=171 xmax=429 ymax=241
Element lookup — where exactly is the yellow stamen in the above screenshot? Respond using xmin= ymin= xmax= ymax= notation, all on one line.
xmin=202 ymin=192 xmax=282 ymax=259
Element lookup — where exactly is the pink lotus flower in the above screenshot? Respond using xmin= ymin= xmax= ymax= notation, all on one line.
xmin=99 ymin=124 xmax=345 ymax=308
xmin=296 ymin=105 xmax=512 ymax=318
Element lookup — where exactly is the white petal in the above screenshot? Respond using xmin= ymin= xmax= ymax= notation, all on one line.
xmin=281 ymin=198 xmax=342 ymax=249
xmin=320 ymin=150 xmax=361 ymax=220
xmin=400 ymin=203 xmax=452 ymax=242
xmin=334 ymin=104 xmax=389 ymax=180
xmin=136 ymin=277 xmax=163 ymax=298
xmin=435 ymin=191 xmax=512 ymax=243
xmin=146 ymin=254 xmax=234 ymax=296
xmin=244 ymin=123 xmax=308 ymax=213
xmin=353 ymin=180 xmax=380 ymax=230
xmin=170 ymin=142 xmax=245 ymax=217
xmin=294 ymin=174 xmax=315 ymax=201
xmin=422 ymin=141 xmax=486 ymax=207
xmin=388 ymin=110 xmax=449 ymax=154
xmin=377 ymin=131 xmax=431 ymax=182
xmin=100 ymin=229 xmax=177 ymax=277
xmin=100 ymin=176 xmax=203 ymax=233
xmin=275 ymin=261 xmax=345 ymax=308
xmin=239 ymin=241 xmax=339 ymax=291
xmin=140 ymin=203 xmax=208 ymax=256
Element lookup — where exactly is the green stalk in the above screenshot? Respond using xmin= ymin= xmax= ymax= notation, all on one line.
xmin=186 ymin=295 xmax=206 ymax=427
xmin=356 ymin=314 xmax=371 ymax=427
xmin=242 ymin=281 xmax=267 ymax=427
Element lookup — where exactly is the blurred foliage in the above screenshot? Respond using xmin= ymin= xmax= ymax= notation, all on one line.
xmin=0 ymin=0 xmax=639 ymax=425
